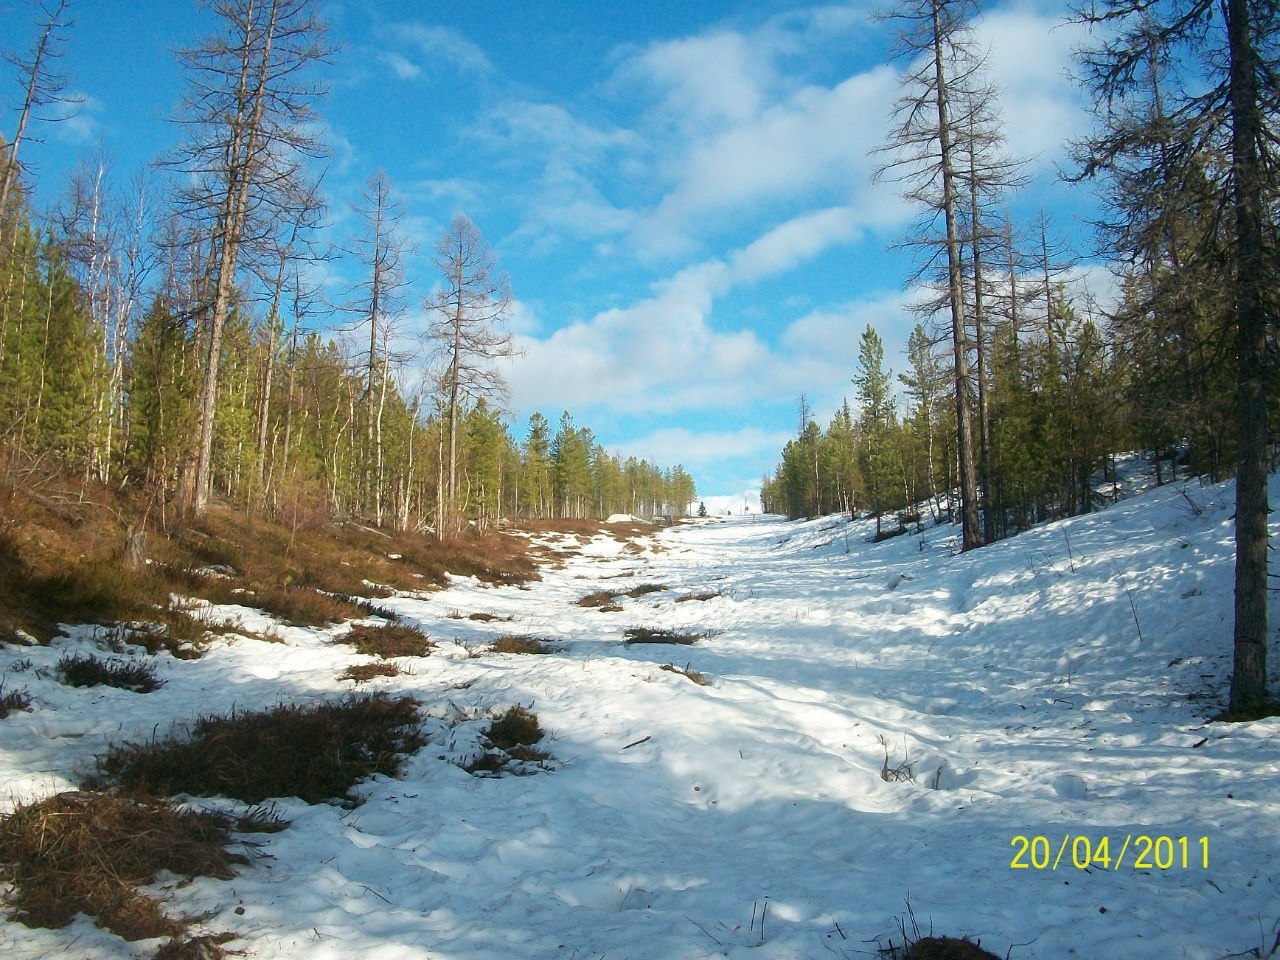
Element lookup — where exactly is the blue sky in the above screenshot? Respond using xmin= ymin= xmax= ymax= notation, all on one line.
xmin=1 ymin=0 xmax=1107 ymax=510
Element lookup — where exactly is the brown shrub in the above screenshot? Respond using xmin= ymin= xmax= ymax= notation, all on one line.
xmin=57 ymin=653 xmax=163 ymax=693
xmin=903 ymin=936 xmax=1001 ymax=960
xmin=660 ymin=663 xmax=710 ymax=686
xmin=491 ymin=635 xmax=555 ymax=655
xmin=0 ymin=686 xmax=33 ymax=718
xmin=340 ymin=662 xmax=403 ymax=684
xmin=578 ymin=590 xmax=622 ymax=610
xmin=466 ymin=706 xmax=550 ymax=773
xmin=91 ymin=694 xmax=426 ymax=805
xmin=341 ymin=621 xmax=432 ymax=659
xmin=623 ymin=627 xmax=702 ymax=646
xmin=624 ymin=583 xmax=667 ymax=598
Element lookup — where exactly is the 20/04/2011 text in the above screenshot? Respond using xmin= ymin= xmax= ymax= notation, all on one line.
xmin=1010 ymin=835 xmax=1209 ymax=871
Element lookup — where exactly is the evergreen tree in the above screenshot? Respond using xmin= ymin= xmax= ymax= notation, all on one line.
xmin=853 ymin=324 xmax=900 ymax=537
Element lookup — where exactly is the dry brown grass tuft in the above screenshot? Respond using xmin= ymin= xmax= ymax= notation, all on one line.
xmin=0 ymin=791 xmax=243 ymax=942
xmin=577 ymin=590 xmax=623 ymax=611
xmin=900 ymin=936 xmax=1001 ymax=960
xmin=90 ymin=693 xmax=426 ymax=805
xmin=340 ymin=662 xmax=403 ymax=684
xmin=0 ymin=685 xmax=33 ymax=718
xmin=675 ymin=591 xmax=721 ymax=603
xmin=623 ymin=583 xmax=667 ymax=598
xmin=341 ymin=621 xmax=433 ymax=659
xmin=623 ymin=626 xmax=703 ymax=646
xmin=466 ymin=705 xmax=550 ymax=773
xmin=659 ymin=663 xmax=710 ymax=686
xmin=490 ymin=635 xmax=556 ymax=655
xmin=57 ymin=653 xmax=163 ymax=693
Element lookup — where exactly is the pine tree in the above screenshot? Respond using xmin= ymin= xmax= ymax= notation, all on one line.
xmin=854 ymin=324 xmax=900 ymax=538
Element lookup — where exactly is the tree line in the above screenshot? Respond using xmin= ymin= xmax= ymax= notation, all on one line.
xmin=763 ymin=0 xmax=1277 ymax=714
xmin=0 ymin=0 xmax=696 ymax=535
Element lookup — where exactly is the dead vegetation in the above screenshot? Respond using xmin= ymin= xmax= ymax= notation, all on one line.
xmin=877 ymin=904 xmax=1003 ymax=960
xmin=577 ymin=583 xmax=667 ymax=611
xmin=339 ymin=662 xmax=404 ymax=684
xmin=676 ymin=591 xmax=720 ymax=603
xmin=0 ymin=465 xmax=540 ymax=651
xmin=623 ymin=626 xmax=703 ymax=646
xmin=89 ymin=693 xmax=426 ymax=805
xmin=465 ymin=705 xmax=551 ymax=775
xmin=339 ymin=621 xmax=433 ymax=659
xmin=57 ymin=653 xmax=163 ymax=693
xmin=624 ymin=583 xmax=667 ymax=598
xmin=0 ymin=685 xmax=33 ymax=717
xmin=490 ymin=634 xmax=557 ymax=655
xmin=0 ymin=790 xmax=260 ymax=951
xmin=578 ymin=590 xmax=623 ymax=611
xmin=660 ymin=663 xmax=710 ymax=686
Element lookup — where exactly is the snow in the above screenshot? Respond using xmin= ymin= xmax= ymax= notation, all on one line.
xmin=2 ymin=472 xmax=1279 ymax=959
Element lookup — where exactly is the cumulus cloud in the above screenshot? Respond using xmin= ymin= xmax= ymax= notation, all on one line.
xmin=974 ymin=1 xmax=1092 ymax=168
xmin=618 ymin=426 xmax=794 ymax=470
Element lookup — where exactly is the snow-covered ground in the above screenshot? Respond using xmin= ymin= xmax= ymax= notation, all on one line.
xmin=2 ymin=470 xmax=1279 ymax=959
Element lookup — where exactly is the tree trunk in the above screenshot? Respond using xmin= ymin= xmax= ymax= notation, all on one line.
xmin=1225 ymin=0 xmax=1270 ymax=713
xmin=931 ymin=0 xmax=981 ymax=551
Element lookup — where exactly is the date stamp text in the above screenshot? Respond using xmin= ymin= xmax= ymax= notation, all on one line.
xmin=1010 ymin=834 xmax=1209 ymax=871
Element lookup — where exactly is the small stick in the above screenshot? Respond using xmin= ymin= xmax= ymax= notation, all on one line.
xmin=623 ymin=735 xmax=651 ymax=750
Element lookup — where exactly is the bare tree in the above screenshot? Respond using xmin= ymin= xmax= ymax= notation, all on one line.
xmin=53 ymin=155 xmax=158 ymax=482
xmin=247 ymin=176 xmax=323 ymax=511
xmin=346 ymin=169 xmax=413 ymax=524
xmin=0 ymin=0 xmax=80 ymax=228
xmin=875 ymin=0 xmax=989 ymax=550
xmin=167 ymin=0 xmax=330 ymax=516
xmin=426 ymin=213 xmax=516 ymax=537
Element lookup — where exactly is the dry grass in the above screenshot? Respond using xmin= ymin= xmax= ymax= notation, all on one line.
xmin=466 ymin=705 xmax=550 ymax=774
xmin=57 ymin=653 xmax=163 ymax=693
xmin=90 ymin=693 xmax=426 ymax=805
xmin=675 ymin=591 xmax=721 ymax=603
xmin=623 ymin=583 xmax=667 ymax=598
xmin=339 ymin=662 xmax=404 ymax=684
xmin=0 ymin=464 xmax=540 ymax=650
xmin=491 ymin=635 xmax=556 ymax=655
xmin=0 ymin=685 xmax=33 ymax=717
xmin=0 ymin=791 xmax=245 ymax=943
xmin=660 ymin=663 xmax=710 ymax=686
xmin=577 ymin=590 xmax=623 ymax=611
xmin=623 ymin=627 xmax=703 ymax=646
xmin=340 ymin=621 xmax=433 ymax=659
xmin=900 ymin=937 xmax=1001 ymax=960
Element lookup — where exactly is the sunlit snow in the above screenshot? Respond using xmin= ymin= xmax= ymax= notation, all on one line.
xmin=2 ymin=469 xmax=1278 ymax=959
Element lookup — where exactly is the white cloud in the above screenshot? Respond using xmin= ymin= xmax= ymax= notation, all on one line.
xmin=384 ymin=22 xmax=493 ymax=80
xmin=48 ymin=92 xmax=100 ymax=146
xmin=618 ymin=425 xmax=794 ymax=470
xmin=975 ymin=2 xmax=1091 ymax=168
xmin=502 ymin=195 xmax=907 ymax=420
xmin=380 ymin=52 xmax=421 ymax=80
